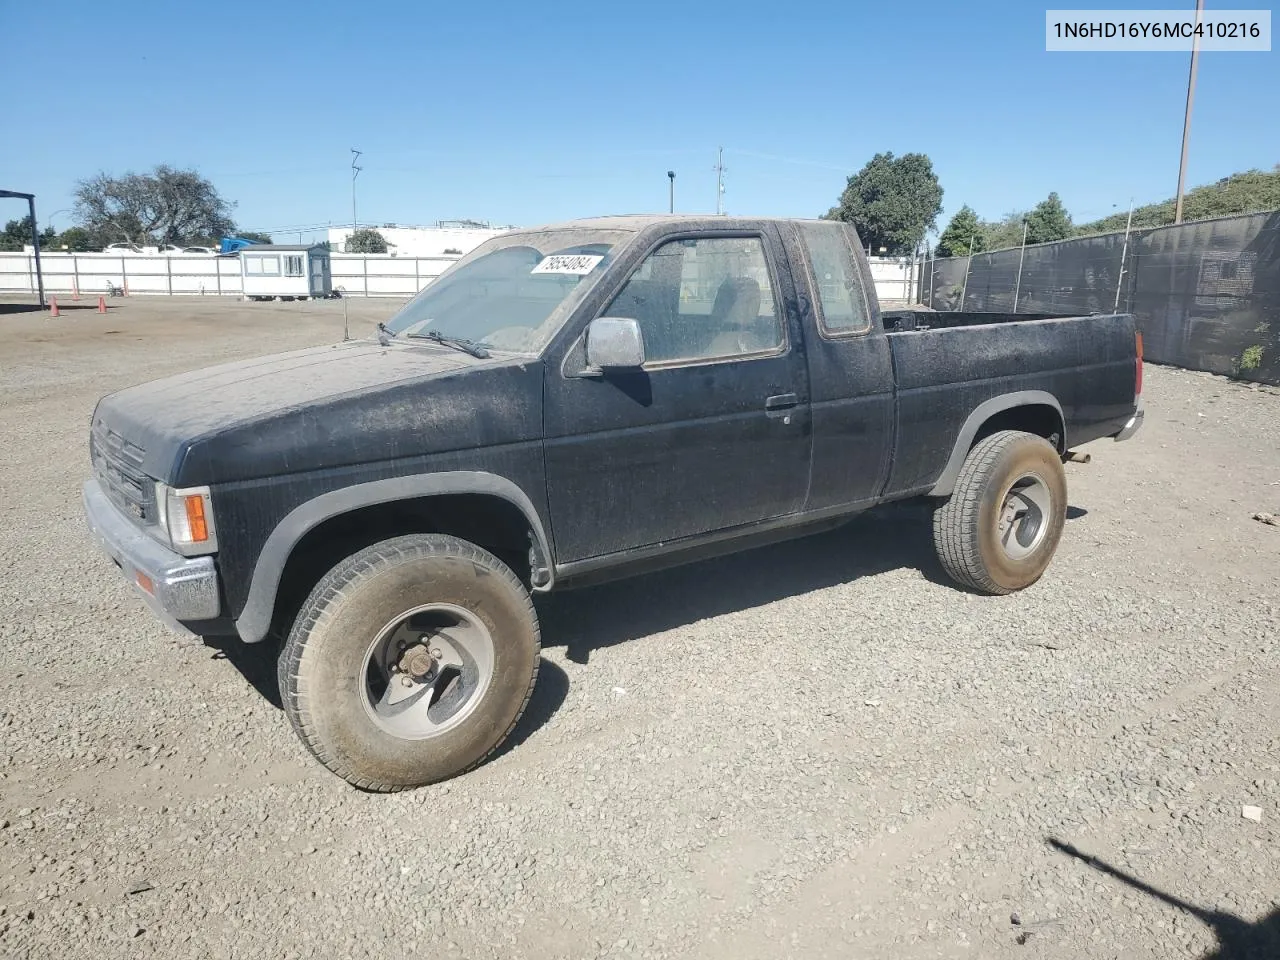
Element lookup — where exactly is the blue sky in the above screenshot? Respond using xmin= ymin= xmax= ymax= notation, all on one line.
xmin=3 ymin=0 xmax=1276 ymax=242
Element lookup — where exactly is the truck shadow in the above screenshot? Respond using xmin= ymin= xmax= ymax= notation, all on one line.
xmin=204 ymin=501 xmax=1089 ymax=752
xmin=1047 ymin=837 xmax=1280 ymax=959
xmin=537 ymin=502 xmax=951 ymax=666
xmin=204 ymin=634 xmax=572 ymax=761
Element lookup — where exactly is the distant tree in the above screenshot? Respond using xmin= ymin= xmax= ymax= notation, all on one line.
xmin=235 ymin=231 xmax=274 ymax=244
xmin=980 ymin=211 xmax=1031 ymax=251
xmin=346 ymin=228 xmax=388 ymax=253
xmin=55 ymin=226 xmax=96 ymax=252
xmin=74 ymin=165 xmax=236 ymax=247
xmin=825 ymin=152 xmax=943 ymax=256
xmin=1024 ymin=192 xmax=1073 ymax=244
xmin=0 ymin=217 xmax=56 ymax=252
xmin=935 ymin=205 xmax=985 ymax=258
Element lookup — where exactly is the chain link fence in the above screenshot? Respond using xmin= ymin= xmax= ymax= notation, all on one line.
xmin=920 ymin=210 xmax=1280 ymax=384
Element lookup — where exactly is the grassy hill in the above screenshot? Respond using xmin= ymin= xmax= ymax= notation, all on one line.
xmin=1075 ymin=165 xmax=1280 ymax=235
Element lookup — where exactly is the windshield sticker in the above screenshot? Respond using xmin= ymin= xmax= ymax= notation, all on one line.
xmin=531 ymin=254 xmax=604 ymax=276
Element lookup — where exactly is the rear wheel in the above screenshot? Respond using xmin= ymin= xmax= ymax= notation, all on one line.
xmin=278 ymin=534 xmax=540 ymax=791
xmin=932 ymin=430 xmax=1067 ymax=594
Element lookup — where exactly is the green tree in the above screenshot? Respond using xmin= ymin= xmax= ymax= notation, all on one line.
xmin=0 ymin=217 xmax=56 ymax=252
xmin=346 ymin=228 xmax=388 ymax=253
xmin=55 ymin=227 xmax=96 ymax=252
xmin=1024 ymin=192 xmax=1073 ymax=244
xmin=74 ymin=165 xmax=236 ymax=246
xmin=935 ymin=205 xmax=985 ymax=258
xmin=825 ymin=152 xmax=943 ymax=256
xmin=980 ymin=211 xmax=1030 ymax=251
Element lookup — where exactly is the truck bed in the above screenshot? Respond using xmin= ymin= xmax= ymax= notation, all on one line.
xmin=881 ymin=309 xmax=1079 ymax=332
xmin=881 ymin=311 xmax=1140 ymax=494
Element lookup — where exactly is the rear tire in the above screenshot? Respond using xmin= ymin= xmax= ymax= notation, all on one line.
xmin=278 ymin=534 xmax=540 ymax=791
xmin=932 ymin=430 xmax=1067 ymax=595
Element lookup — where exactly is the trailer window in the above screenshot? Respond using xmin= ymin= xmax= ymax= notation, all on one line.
xmin=284 ymin=255 xmax=304 ymax=277
xmin=798 ymin=222 xmax=870 ymax=335
xmin=245 ymin=255 xmax=280 ymax=276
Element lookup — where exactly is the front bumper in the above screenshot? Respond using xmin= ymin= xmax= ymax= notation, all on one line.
xmin=1114 ymin=397 xmax=1145 ymax=442
xmin=83 ymin=478 xmax=221 ymax=623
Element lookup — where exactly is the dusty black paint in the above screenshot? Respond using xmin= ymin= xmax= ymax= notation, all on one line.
xmin=84 ymin=215 xmax=1142 ymax=641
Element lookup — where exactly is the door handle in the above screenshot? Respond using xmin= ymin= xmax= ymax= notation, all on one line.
xmin=765 ymin=393 xmax=799 ymax=410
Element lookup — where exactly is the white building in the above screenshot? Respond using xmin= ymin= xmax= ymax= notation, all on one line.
xmin=328 ymin=221 xmax=511 ymax=258
xmin=241 ymin=244 xmax=332 ymax=300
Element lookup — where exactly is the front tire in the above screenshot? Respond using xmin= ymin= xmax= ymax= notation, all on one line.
xmin=932 ymin=430 xmax=1067 ymax=595
xmin=278 ymin=534 xmax=540 ymax=791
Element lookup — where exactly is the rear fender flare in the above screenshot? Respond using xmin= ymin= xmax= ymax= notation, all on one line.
xmin=927 ymin=391 xmax=1065 ymax=497
xmin=234 ymin=471 xmax=553 ymax=643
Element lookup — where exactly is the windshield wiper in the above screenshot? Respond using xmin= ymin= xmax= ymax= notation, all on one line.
xmin=405 ymin=330 xmax=491 ymax=359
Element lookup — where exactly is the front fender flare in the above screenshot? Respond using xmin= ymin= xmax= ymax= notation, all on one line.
xmin=927 ymin=391 xmax=1065 ymax=498
xmin=234 ymin=471 xmax=553 ymax=644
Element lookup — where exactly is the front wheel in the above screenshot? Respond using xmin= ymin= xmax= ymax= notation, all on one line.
xmin=278 ymin=534 xmax=540 ymax=791
xmin=932 ymin=430 xmax=1068 ymax=595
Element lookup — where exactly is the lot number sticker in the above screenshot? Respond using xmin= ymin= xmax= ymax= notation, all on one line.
xmin=531 ymin=254 xmax=604 ymax=275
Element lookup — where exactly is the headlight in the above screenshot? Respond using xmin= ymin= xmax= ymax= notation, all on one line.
xmin=154 ymin=482 xmax=218 ymax=555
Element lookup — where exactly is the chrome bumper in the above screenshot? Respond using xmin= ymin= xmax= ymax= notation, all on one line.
xmin=1114 ymin=397 xmax=1145 ymax=442
xmin=83 ymin=479 xmax=221 ymax=623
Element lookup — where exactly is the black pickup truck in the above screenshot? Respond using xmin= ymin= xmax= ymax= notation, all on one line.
xmin=83 ymin=215 xmax=1144 ymax=790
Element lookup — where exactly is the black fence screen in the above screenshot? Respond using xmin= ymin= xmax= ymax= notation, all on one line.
xmin=920 ymin=210 xmax=1280 ymax=384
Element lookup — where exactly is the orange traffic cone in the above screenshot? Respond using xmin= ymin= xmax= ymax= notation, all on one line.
xmin=97 ymin=295 xmax=107 ymax=314
xmin=49 ymin=296 xmax=60 ymax=317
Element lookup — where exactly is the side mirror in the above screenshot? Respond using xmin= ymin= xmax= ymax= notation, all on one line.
xmin=586 ymin=317 xmax=645 ymax=370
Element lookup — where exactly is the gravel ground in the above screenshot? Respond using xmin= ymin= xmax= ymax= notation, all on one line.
xmin=1 ymin=296 xmax=1278 ymax=960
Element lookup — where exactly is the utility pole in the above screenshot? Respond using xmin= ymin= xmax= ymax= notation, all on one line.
xmin=1174 ymin=0 xmax=1204 ymax=224
xmin=1114 ymin=198 xmax=1135 ymax=313
xmin=1012 ymin=218 xmax=1029 ymax=312
xmin=667 ymin=170 xmax=676 ymax=213
xmin=714 ymin=147 xmax=726 ymax=215
xmin=351 ymin=148 xmax=363 ymax=239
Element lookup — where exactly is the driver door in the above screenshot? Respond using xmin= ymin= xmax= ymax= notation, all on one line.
xmin=543 ymin=227 xmax=812 ymax=564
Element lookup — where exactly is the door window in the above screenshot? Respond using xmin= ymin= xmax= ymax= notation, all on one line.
xmin=604 ymin=236 xmax=783 ymax=365
xmin=797 ymin=222 xmax=871 ymax=335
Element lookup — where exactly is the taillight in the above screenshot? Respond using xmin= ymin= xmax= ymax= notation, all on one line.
xmin=1134 ymin=330 xmax=1144 ymax=395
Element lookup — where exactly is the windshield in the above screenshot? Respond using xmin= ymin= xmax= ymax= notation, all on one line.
xmin=382 ymin=227 xmax=635 ymax=354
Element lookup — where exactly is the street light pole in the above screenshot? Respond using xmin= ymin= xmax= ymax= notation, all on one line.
xmin=667 ymin=171 xmax=675 ymax=213
xmin=1174 ymin=0 xmax=1205 ymax=224
xmin=45 ymin=208 xmax=70 ymax=233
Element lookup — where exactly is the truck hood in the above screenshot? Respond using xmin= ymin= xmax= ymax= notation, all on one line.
xmin=92 ymin=340 xmax=543 ymax=484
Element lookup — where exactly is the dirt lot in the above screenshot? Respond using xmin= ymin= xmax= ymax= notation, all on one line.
xmin=1 ymin=295 xmax=1278 ymax=960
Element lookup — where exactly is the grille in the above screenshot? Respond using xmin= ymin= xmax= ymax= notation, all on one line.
xmin=92 ymin=421 xmax=155 ymax=524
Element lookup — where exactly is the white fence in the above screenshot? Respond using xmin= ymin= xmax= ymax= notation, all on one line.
xmin=1 ymin=251 xmax=918 ymax=303
xmin=0 ymin=251 xmax=463 ymax=299
xmin=866 ymin=258 xmax=917 ymax=303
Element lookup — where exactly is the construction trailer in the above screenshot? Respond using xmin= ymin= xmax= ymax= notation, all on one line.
xmin=239 ymin=244 xmax=332 ymax=301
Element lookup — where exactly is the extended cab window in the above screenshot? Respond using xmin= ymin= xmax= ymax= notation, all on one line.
xmin=606 ymin=236 xmax=783 ymax=365
xmin=798 ymin=222 xmax=870 ymax=335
